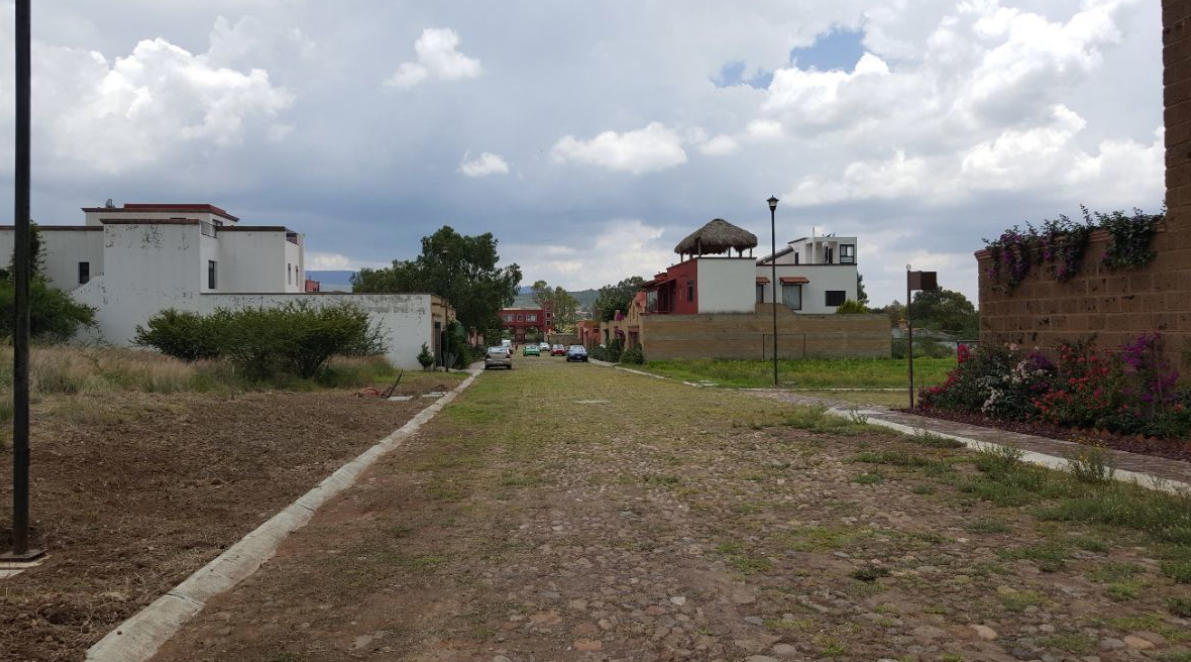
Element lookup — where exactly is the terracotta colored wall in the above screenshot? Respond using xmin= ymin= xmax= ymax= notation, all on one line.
xmin=640 ymin=310 xmax=890 ymax=361
xmin=976 ymin=0 xmax=1191 ymax=371
xmin=667 ymin=259 xmax=700 ymax=315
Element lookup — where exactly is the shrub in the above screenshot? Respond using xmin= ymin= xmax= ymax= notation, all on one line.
xmin=922 ymin=333 xmax=1187 ymax=439
xmin=136 ymin=302 xmax=385 ymax=380
xmin=417 ymin=343 xmax=435 ymax=370
xmin=835 ymin=299 xmax=868 ymax=314
xmin=0 ymin=279 xmax=97 ymax=341
xmin=620 ymin=344 xmax=644 ymax=365
xmin=133 ymin=308 xmax=226 ymax=361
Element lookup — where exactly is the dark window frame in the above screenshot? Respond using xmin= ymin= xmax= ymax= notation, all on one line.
xmin=826 ymin=290 xmax=847 ymax=307
xmin=840 ymin=244 xmax=856 ymax=264
xmin=78 ymin=262 xmax=90 ymax=285
xmin=781 ymin=283 xmax=802 ymax=311
xmin=208 ymin=260 xmax=217 ymax=290
xmin=687 ymin=280 xmax=695 ymax=302
xmin=755 ymin=283 xmax=764 ymax=304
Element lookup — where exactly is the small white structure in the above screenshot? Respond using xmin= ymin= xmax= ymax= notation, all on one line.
xmin=0 ymin=203 xmax=452 ymax=369
xmin=756 ymin=234 xmax=859 ymax=314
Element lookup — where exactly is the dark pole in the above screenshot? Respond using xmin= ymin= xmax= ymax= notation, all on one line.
xmin=768 ymin=196 xmax=779 ymax=386
xmin=907 ymin=265 xmax=915 ymax=410
xmin=4 ymin=0 xmax=41 ymax=562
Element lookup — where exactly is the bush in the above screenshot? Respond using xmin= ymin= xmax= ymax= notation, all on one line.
xmin=133 ymin=309 xmax=226 ymax=361
xmin=921 ymin=333 xmax=1188 ymax=439
xmin=136 ymin=301 xmax=385 ymax=380
xmin=620 ymin=344 xmax=644 ymax=364
xmin=835 ymin=299 xmax=868 ymax=314
xmin=417 ymin=343 xmax=435 ymax=370
xmin=0 ymin=279 xmax=96 ymax=341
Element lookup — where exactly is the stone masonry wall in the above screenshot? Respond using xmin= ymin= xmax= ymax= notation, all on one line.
xmin=641 ymin=310 xmax=890 ymax=361
xmin=976 ymin=0 xmax=1191 ymax=371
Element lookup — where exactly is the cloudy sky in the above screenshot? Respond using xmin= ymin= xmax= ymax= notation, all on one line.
xmin=0 ymin=0 xmax=1164 ymax=306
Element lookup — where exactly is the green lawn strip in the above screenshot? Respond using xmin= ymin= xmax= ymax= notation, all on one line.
xmin=633 ymin=357 xmax=956 ymax=389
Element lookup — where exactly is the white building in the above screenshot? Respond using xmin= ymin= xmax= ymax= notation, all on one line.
xmin=756 ymin=234 xmax=859 ymax=314
xmin=0 ymin=202 xmax=452 ymax=369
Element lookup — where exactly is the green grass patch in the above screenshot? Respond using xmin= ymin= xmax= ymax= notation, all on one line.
xmin=853 ymin=472 xmax=885 ymax=485
xmin=1170 ymin=597 xmax=1191 ymax=618
xmin=965 ymin=519 xmax=1011 ymax=534
xmin=997 ymin=589 xmax=1046 ymax=612
xmin=1040 ymin=632 xmax=1095 ymax=654
xmin=635 ymin=357 xmax=957 ymax=389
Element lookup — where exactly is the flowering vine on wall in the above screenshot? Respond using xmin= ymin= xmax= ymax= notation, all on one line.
xmin=983 ymin=207 xmax=1164 ymax=294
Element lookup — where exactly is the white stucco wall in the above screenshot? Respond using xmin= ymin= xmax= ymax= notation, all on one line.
xmin=757 ymin=264 xmax=858 ymax=314
xmin=0 ymin=228 xmax=105 ymax=291
xmin=217 ymin=230 xmax=288 ymax=292
xmin=284 ymin=236 xmax=303 ymax=292
xmin=696 ymin=258 xmax=756 ymax=313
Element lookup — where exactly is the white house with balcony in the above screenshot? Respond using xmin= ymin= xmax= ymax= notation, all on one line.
xmin=0 ymin=202 xmax=453 ymax=369
xmin=756 ymin=234 xmax=859 ymax=314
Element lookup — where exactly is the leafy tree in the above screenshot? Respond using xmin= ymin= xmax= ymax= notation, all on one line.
xmin=0 ymin=222 xmax=96 ymax=341
xmin=909 ymin=288 xmax=978 ymax=337
xmin=352 ymin=226 xmax=522 ymax=332
xmin=593 ymin=276 xmax=645 ymax=322
xmin=874 ymin=300 xmax=906 ymax=327
xmin=550 ymin=286 xmax=580 ymax=331
xmin=530 ymin=280 xmax=552 ymax=307
xmin=856 ymin=273 xmax=869 ymax=305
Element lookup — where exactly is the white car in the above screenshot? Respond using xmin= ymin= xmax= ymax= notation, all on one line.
xmin=539 ymin=342 xmax=550 ymax=352
xmin=484 ymin=346 xmax=513 ymax=370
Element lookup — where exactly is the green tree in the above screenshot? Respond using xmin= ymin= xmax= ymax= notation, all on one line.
xmin=909 ymin=288 xmax=978 ymax=337
xmin=593 ymin=276 xmax=645 ymax=322
xmin=856 ymin=273 xmax=869 ymax=305
xmin=0 ymin=223 xmax=96 ymax=341
xmin=551 ymin=286 xmax=580 ymax=331
xmin=352 ymin=226 xmax=522 ymax=332
xmin=530 ymin=280 xmax=552 ymax=307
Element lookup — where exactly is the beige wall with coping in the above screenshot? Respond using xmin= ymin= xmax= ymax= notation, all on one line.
xmin=640 ymin=310 xmax=890 ymax=361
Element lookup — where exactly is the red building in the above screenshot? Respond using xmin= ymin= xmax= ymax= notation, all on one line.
xmin=499 ymin=301 xmax=553 ymax=342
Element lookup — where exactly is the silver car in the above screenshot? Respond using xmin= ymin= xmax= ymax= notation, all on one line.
xmin=484 ymin=346 xmax=513 ymax=370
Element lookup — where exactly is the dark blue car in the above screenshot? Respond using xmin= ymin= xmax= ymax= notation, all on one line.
xmin=565 ymin=345 xmax=588 ymax=362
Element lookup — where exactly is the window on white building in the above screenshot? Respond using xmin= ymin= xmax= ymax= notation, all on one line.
xmin=840 ymin=244 xmax=855 ymax=264
xmin=287 ymin=264 xmax=292 ymax=284
xmin=756 ymin=284 xmax=764 ymax=304
xmin=826 ymin=290 xmax=846 ymax=306
xmin=208 ymin=260 xmax=218 ymax=290
xmin=782 ymin=283 xmax=802 ymax=310
xmin=78 ymin=262 xmax=90 ymax=285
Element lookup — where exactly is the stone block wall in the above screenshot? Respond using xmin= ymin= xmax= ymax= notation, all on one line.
xmin=640 ymin=310 xmax=890 ymax=361
xmin=976 ymin=0 xmax=1191 ymax=370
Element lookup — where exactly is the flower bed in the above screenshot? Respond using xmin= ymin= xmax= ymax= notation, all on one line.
xmin=919 ymin=333 xmax=1190 ymax=442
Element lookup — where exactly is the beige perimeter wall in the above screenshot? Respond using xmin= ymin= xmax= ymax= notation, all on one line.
xmin=641 ymin=308 xmax=890 ymax=361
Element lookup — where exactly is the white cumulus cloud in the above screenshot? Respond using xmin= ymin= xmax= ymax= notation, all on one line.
xmin=384 ymin=28 xmax=482 ymax=90
xmin=14 ymin=32 xmax=293 ymax=174
xmin=550 ymin=122 xmax=687 ymax=174
xmin=459 ymin=151 xmax=510 ymax=177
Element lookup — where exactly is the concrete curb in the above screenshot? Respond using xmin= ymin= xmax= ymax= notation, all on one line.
xmin=836 ymin=408 xmax=1191 ymax=496
xmin=600 ymin=363 xmax=1191 ymax=496
xmin=86 ymin=370 xmax=482 ymax=662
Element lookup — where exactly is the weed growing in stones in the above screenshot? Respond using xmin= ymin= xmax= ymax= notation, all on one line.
xmin=966 ymin=519 xmax=1011 ymax=534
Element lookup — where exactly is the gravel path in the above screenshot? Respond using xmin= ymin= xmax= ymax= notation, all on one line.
xmin=148 ymin=358 xmax=1191 ymax=662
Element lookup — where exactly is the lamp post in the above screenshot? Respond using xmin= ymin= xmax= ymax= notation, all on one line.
xmin=4 ymin=0 xmax=41 ymax=562
xmin=768 ymin=196 xmax=779 ymax=387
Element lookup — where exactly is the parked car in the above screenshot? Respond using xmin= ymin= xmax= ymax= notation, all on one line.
xmin=484 ymin=346 xmax=512 ymax=370
xmin=539 ymin=342 xmax=550 ymax=352
xmin=550 ymin=344 xmax=566 ymax=356
xmin=523 ymin=344 xmax=540 ymax=356
xmin=566 ymin=345 xmax=588 ymax=362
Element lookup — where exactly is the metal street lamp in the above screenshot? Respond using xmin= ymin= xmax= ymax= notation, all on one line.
xmin=4 ymin=0 xmax=41 ymax=562
xmin=768 ymin=196 xmax=779 ymax=387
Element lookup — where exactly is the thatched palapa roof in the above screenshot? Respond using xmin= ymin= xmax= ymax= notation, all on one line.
xmin=674 ymin=218 xmax=758 ymax=258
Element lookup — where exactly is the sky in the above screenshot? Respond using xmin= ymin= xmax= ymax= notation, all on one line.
xmin=0 ymin=0 xmax=1164 ymax=307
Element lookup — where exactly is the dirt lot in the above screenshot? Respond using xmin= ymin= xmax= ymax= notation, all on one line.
xmin=147 ymin=358 xmax=1191 ymax=662
xmin=0 ymin=375 xmax=461 ymax=662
